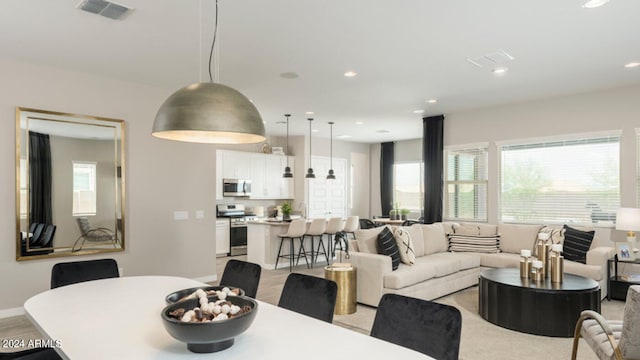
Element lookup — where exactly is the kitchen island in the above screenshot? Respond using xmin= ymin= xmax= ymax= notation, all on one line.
xmin=247 ymin=220 xmax=308 ymax=270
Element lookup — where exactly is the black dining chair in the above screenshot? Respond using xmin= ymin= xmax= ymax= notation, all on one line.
xmin=219 ymin=259 xmax=262 ymax=298
xmin=370 ymin=293 xmax=462 ymax=360
xmin=0 ymin=347 xmax=62 ymax=360
xmin=359 ymin=218 xmax=382 ymax=229
xmin=50 ymin=258 xmax=119 ymax=289
xmin=277 ymin=273 xmax=338 ymax=323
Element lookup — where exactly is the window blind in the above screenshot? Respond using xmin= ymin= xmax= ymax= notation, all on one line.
xmin=444 ymin=146 xmax=488 ymax=221
xmin=500 ymin=134 xmax=620 ymax=225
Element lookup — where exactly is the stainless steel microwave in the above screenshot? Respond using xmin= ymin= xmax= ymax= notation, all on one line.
xmin=223 ymin=179 xmax=251 ymax=197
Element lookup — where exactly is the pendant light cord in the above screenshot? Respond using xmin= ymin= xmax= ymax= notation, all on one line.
xmin=330 ymin=122 xmax=333 ymax=169
xmin=285 ymin=114 xmax=290 ymax=166
xmin=208 ymin=0 xmax=219 ymax=83
xmin=308 ymin=118 xmax=313 ymax=168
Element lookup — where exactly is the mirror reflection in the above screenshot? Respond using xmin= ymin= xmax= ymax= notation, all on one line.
xmin=16 ymin=107 xmax=125 ymax=260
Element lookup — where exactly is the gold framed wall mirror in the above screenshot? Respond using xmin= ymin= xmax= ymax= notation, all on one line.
xmin=15 ymin=107 xmax=126 ymax=261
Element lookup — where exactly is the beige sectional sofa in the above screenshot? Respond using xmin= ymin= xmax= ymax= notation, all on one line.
xmin=345 ymin=222 xmax=615 ymax=307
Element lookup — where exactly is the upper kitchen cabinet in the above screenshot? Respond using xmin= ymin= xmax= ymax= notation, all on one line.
xmin=221 ymin=150 xmax=251 ymax=180
xmin=216 ymin=150 xmax=294 ymax=200
xmin=249 ymin=153 xmax=294 ymax=199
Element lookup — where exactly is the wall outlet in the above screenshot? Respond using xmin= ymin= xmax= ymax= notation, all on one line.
xmin=196 ymin=210 xmax=205 ymax=219
xmin=173 ymin=211 xmax=189 ymax=220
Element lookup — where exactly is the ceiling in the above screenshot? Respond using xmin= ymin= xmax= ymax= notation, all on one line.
xmin=1 ymin=0 xmax=639 ymax=143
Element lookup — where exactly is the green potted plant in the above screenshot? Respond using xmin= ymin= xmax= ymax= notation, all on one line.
xmin=400 ymin=208 xmax=410 ymax=221
xmin=281 ymin=201 xmax=292 ymax=221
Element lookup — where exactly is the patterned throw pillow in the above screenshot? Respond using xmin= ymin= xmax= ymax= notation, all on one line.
xmin=448 ymin=234 xmax=501 ymax=253
xmin=377 ymin=226 xmax=400 ymax=271
xmin=393 ymin=227 xmax=415 ymax=265
xmin=562 ymin=225 xmax=595 ymax=264
xmin=539 ymin=226 xmax=565 ymax=244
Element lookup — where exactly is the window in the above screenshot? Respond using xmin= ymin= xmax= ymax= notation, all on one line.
xmin=393 ymin=162 xmax=423 ymax=213
xmin=73 ymin=161 xmax=97 ymax=216
xmin=637 ymin=129 xmax=640 ymax=206
xmin=444 ymin=145 xmax=488 ymax=221
xmin=500 ymin=132 xmax=620 ymax=225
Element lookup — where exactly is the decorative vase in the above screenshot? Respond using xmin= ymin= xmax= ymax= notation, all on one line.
xmin=519 ymin=249 xmax=531 ymax=279
xmin=550 ymin=244 xmax=563 ymax=283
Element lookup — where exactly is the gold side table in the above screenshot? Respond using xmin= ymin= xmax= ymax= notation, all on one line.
xmin=324 ymin=264 xmax=357 ymax=315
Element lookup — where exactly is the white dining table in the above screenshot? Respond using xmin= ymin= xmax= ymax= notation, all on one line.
xmin=24 ymin=276 xmax=432 ymax=359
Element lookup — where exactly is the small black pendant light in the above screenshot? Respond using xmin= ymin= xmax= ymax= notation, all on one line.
xmin=305 ymin=118 xmax=316 ymax=179
xmin=327 ymin=121 xmax=336 ymax=180
xmin=283 ymin=114 xmax=293 ymax=178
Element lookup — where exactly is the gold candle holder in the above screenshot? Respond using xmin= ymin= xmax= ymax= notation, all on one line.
xmin=530 ymin=260 xmax=544 ymax=282
xmin=550 ymin=244 xmax=563 ymax=283
xmin=519 ymin=256 xmax=531 ymax=278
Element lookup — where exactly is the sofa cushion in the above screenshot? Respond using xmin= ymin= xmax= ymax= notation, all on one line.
xmin=355 ymin=226 xmax=388 ymax=254
xmin=563 ymin=225 xmax=595 ymax=264
xmin=498 ymin=224 xmax=542 ymax=254
xmin=449 ymin=234 xmax=500 ymax=253
xmin=377 ymin=227 xmax=400 ymax=271
xmin=479 ymin=252 xmax=521 ymax=268
xmin=420 ymin=223 xmax=449 ymax=255
xmin=478 ymin=224 xmax=498 ymax=236
xmin=383 ymin=252 xmax=480 ymax=290
xmin=404 ymin=225 xmax=425 ymax=257
xmin=393 ymin=227 xmax=416 ymax=265
xmin=453 ymin=223 xmax=481 ymax=235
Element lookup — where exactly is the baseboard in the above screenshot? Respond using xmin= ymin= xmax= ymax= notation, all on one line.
xmin=0 ymin=306 xmax=25 ymax=319
xmin=193 ymin=274 xmax=218 ymax=283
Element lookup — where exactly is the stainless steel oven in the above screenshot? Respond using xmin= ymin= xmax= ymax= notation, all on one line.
xmin=217 ymin=204 xmax=248 ymax=256
xmin=229 ymin=217 xmax=248 ymax=256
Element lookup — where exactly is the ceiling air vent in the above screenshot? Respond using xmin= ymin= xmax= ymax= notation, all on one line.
xmin=76 ymin=0 xmax=134 ymax=20
xmin=467 ymin=49 xmax=515 ymax=68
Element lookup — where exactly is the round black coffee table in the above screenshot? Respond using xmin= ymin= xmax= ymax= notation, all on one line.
xmin=479 ymin=268 xmax=600 ymax=337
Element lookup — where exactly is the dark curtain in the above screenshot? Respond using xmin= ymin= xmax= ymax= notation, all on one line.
xmin=422 ymin=115 xmax=444 ymax=224
xmin=29 ymin=131 xmax=53 ymax=225
xmin=380 ymin=141 xmax=394 ymax=216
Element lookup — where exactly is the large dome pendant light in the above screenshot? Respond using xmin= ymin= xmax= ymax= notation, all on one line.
xmin=326 ymin=121 xmax=336 ymax=180
xmin=282 ymin=114 xmax=293 ymax=178
xmin=152 ymin=0 xmax=265 ymax=144
xmin=305 ymin=118 xmax=316 ymax=179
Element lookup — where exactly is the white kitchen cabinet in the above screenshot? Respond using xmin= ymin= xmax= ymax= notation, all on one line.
xmin=216 ymin=150 xmax=294 ymax=200
xmin=249 ymin=153 xmax=267 ymax=198
xmin=250 ymin=154 xmax=294 ymax=199
xmin=215 ymin=218 xmax=230 ymax=257
xmin=221 ymin=150 xmax=251 ymax=180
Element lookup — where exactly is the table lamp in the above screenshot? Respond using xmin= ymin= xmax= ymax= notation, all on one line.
xmin=615 ymin=207 xmax=640 ymax=253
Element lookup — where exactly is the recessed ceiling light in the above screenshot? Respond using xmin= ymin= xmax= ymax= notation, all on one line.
xmin=312 ymin=129 xmax=319 ymax=133
xmin=344 ymin=71 xmax=357 ymax=78
xmin=305 ymin=111 xmax=314 ymax=115
xmin=624 ymin=62 xmax=640 ymax=68
xmin=355 ymin=121 xmax=363 ymax=125
xmin=427 ymin=99 xmax=438 ymax=104
xmin=279 ymin=72 xmax=299 ymax=79
xmin=376 ymin=129 xmax=390 ymax=133
xmin=582 ymin=0 xmax=610 ymax=8
xmin=492 ymin=67 xmax=508 ymax=75
xmin=275 ymin=121 xmax=286 ymax=124
xmin=413 ymin=110 xmax=425 ymax=114
xmin=336 ymin=134 xmax=352 ymax=139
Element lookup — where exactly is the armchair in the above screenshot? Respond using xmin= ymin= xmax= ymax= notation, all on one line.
xmin=72 ymin=217 xmax=118 ymax=252
xmin=571 ymin=285 xmax=640 ymax=360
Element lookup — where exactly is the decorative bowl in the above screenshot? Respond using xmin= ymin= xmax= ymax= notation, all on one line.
xmin=161 ymin=296 xmax=258 ymax=353
xmin=165 ymin=286 xmax=245 ymax=304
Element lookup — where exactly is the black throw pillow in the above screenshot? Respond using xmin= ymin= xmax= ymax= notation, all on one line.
xmin=377 ymin=227 xmax=400 ymax=271
xmin=562 ymin=225 xmax=595 ymax=264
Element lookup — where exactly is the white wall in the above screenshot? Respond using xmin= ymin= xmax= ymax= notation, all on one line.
xmin=370 ymin=84 xmax=640 ymax=243
xmin=0 ymin=58 xmax=217 ymax=312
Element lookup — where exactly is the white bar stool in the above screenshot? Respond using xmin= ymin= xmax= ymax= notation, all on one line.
xmin=343 ymin=216 xmax=359 ymax=240
xmin=304 ymin=218 xmax=327 ymax=267
xmin=324 ymin=217 xmax=345 ymax=263
xmin=275 ymin=219 xmax=309 ymax=271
